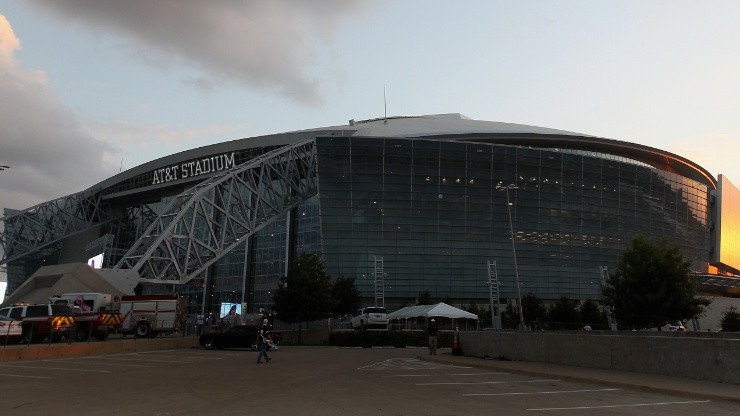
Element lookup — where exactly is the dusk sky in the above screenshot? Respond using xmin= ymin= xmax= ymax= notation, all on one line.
xmin=2 ymin=0 xmax=740 ymax=212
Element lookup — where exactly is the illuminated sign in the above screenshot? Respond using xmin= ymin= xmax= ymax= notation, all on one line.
xmin=87 ymin=253 xmax=104 ymax=269
xmin=152 ymin=152 xmax=236 ymax=185
xmin=219 ymin=302 xmax=241 ymax=318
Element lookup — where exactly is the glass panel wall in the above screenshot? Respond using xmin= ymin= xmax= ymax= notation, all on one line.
xmin=316 ymin=136 xmax=710 ymax=308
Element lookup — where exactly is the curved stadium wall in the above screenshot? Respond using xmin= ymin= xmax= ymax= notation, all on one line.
xmin=314 ymin=136 xmax=710 ymax=308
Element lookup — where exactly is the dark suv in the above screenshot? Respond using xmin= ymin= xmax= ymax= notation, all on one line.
xmin=0 ymin=304 xmax=76 ymax=343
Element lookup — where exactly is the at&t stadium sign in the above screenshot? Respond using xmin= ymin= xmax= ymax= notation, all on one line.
xmin=151 ymin=152 xmax=236 ymax=185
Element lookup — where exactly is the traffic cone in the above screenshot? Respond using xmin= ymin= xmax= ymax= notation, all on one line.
xmin=452 ymin=334 xmax=462 ymax=356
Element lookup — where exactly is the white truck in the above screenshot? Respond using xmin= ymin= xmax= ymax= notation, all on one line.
xmin=350 ymin=306 xmax=389 ymax=330
xmin=119 ymin=294 xmax=181 ymax=338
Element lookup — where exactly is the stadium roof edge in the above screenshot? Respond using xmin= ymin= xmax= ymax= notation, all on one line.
xmin=84 ymin=114 xmax=717 ymax=195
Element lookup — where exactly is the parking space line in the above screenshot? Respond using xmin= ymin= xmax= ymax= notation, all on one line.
xmin=0 ymin=373 xmax=53 ymax=379
xmin=386 ymin=372 xmax=510 ymax=377
xmin=465 ymin=388 xmax=620 ymax=396
xmin=86 ymin=356 xmax=194 ymax=363
xmin=131 ymin=353 xmax=221 ymax=360
xmin=359 ymin=357 xmax=471 ymax=370
xmin=45 ymin=358 xmax=151 ymax=368
xmin=527 ymin=400 xmax=711 ymax=411
xmin=0 ymin=364 xmax=110 ymax=372
xmin=418 ymin=378 xmax=560 ymax=386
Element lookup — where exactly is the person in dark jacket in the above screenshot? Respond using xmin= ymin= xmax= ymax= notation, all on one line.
xmin=427 ymin=318 xmax=439 ymax=355
xmin=257 ymin=319 xmax=272 ymax=363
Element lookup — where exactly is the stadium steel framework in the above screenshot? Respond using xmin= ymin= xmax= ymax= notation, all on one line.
xmin=1 ymin=139 xmax=318 ymax=286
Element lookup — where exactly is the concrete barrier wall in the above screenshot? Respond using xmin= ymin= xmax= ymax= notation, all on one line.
xmin=460 ymin=331 xmax=740 ymax=384
xmin=0 ymin=336 xmax=200 ymax=362
xmin=279 ymin=329 xmax=330 ymax=346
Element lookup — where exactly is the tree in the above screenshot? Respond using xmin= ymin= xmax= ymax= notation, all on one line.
xmin=465 ymin=302 xmax=489 ymax=327
xmin=601 ymin=236 xmax=710 ymax=330
xmin=501 ymin=299 xmax=518 ymax=329
xmin=579 ymin=299 xmax=605 ymax=330
xmin=502 ymin=294 xmax=546 ymax=329
xmin=272 ymin=252 xmax=334 ymax=343
xmin=521 ymin=293 xmax=547 ymax=329
xmin=720 ymin=306 xmax=740 ymax=332
xmin=547 ymin=297 xmax=580 ymax=330
xmin=417 ymin=291 xmax=434 ymax=305
xmin=331 ymin=277 xmax=362 ymax=317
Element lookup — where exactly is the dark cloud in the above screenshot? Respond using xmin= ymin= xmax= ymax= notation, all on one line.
xmin=28 ymin=0 xmax=368 ymax=105
xmin=0 ymin=15 xmax=119 ymax=209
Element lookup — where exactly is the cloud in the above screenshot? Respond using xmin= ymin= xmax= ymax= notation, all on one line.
xmin=27 ymin=0 xmax=369 ymax=105
xmin=0 ymin=14 xmax=119 ymax=210
xmin=83 ymin=119 xmax=248 ymax=169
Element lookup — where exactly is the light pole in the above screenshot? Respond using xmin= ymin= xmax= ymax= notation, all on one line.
xmin=497 ymin=183 xmax=525 ymax=330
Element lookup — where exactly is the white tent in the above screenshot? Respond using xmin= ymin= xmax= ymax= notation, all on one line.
xmin=388 ymin=302 xmax=478 ymax=321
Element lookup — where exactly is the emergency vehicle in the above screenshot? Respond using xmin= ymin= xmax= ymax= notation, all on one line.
xmin=0 ymin=303 xmax=76 ymax=343
xmin=0 ymin=316 xmax=22 ymax=344
xmin=49 ymin=293 xmax=123 ymax=341
xmin=119 ymin=294 xmax=181 ymax=338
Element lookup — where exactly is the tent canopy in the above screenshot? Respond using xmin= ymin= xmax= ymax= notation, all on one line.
xmin=388 ymin=302 xmax=478 ymax=320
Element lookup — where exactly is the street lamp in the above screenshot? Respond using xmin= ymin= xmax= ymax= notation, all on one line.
xmin=497 ymin=183 xmax=525 ymax=330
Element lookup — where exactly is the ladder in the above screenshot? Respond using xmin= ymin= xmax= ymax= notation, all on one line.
xmin=487 ymin=261 xmax=502 ymax=329
xmin=374 ymin=257 xmax=384 ymax=307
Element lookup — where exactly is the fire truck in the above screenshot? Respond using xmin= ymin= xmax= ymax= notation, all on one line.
xmin=119 ymin=294 xmax=181 ymax=338
xmin=49 ymin=293 xmax=123 ymax=341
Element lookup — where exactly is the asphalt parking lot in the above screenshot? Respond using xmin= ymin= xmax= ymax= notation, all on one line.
xmin=0 ymin=346 xmax=737 ymax=415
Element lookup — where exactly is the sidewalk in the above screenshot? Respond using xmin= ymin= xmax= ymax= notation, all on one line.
xmin=421 ymin=351 xmax=740 ymax=404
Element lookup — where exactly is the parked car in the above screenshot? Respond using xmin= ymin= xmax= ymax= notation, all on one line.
xmin=0 ymin=303 xmax=76 ymax=343
xmin=0 ymin=316 xmax=22 ymax=344
xmin=350 ymin=306 xmax=389 ymax=330
xmin=645 ymin=321 xmax=687 ymax=332
xmin=199 ymin=325 xmax=282 ymax=350
xmin=665 ymin=321 xmax=687 ymax=332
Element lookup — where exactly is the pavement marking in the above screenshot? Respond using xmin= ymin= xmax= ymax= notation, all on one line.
xmin=465 ymin=388 xmax=621 ymax=396
xmin=359 ymin=357 xmax=471 ymax=370
xmin=131 ymin=353 xmax=220 ymax=360
xmin=0 ymin=364 xmax=110 ymax=373
xmin=84 ymin=356 xmax=195 ymax=363
xmin=45 ymin=358 xmax=151 ymax=368
xmin=418 ymin=378 xmax=560 ymax=386
xmin=386 ymin=372 xmax=510 ymax=377
xmin=527 ymin=400 xmax=711 ymax=411
xmin=0 ymin=373 xmax=53 ymax=379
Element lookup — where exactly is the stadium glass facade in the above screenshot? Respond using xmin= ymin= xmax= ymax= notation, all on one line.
xmin=0 ymin=115 xmax=722 ymax=317
xmin=315 ymin=136 xmax=710 ymax=308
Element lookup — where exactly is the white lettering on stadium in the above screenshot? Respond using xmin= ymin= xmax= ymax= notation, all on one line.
xmin=152 ymin=152 xmax=236 ymax=185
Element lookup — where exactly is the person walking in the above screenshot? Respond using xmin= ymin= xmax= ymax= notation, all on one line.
xmin=427 ymin=318 xmax=439 ymax=355
xmin=257 ymin=318 xmax=273 ymax=364
xmin=195 ymin=314 xmax=205 ymax=335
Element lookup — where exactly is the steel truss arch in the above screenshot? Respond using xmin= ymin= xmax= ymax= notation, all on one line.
xmin=114 ymin=139 xmax=318 ymax=284
xmin=0 ymin=189 xmax=109 ymax=265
